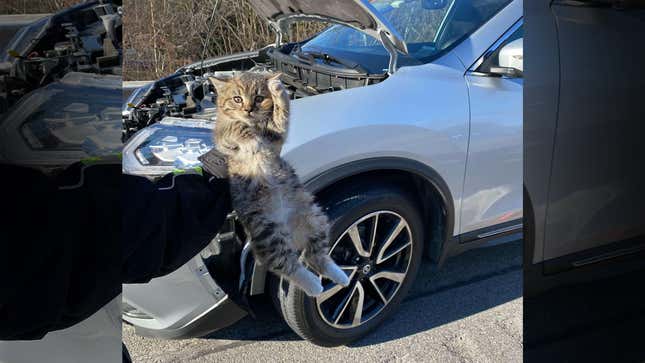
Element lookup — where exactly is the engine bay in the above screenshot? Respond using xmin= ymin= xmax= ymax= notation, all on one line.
xmin=0 ymin=0 xmax=122 ymax=115
xmin=121 ymin=44 xmax=387 ymax=141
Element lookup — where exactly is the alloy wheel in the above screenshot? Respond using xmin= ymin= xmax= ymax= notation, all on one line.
xmin=316 ymin=210 xmax=414 ymax=329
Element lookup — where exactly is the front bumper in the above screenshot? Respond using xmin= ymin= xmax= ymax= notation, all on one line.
xmin=122 ymin=253 xmax=248 ymax=339
xmin=124 ymin=295 xmax=247 ymax=340
xmin=123 ymin=217 xmax=249 ymax=339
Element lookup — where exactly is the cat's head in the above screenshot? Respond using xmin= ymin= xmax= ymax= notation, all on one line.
xmin=209 ymin=72 xmax=281 ymax=125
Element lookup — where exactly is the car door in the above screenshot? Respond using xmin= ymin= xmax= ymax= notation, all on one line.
xmin=542 ymin=1 xmax=645 ymax=265
xmin=459 ymin=21 xmax=523 ymax=238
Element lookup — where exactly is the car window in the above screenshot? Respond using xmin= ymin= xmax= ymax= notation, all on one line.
xmin=300 ymin=0 xmax=512 ymax=72
xmin=434 ymin=0 xmax=514 ymax=50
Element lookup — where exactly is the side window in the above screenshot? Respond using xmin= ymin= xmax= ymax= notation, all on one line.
xmin=476 ymin=24 xmax=523 ymax=77
xmin=436 ymin=0 xmax=513 ymax=49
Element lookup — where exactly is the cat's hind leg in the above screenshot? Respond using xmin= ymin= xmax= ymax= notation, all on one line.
xmin=290 ymin=193 xmax=350 ymax=287
xmin=244 ymin=217 xmax=323 ymax=296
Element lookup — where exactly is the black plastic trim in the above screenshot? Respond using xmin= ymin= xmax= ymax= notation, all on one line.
xmin=551 ymin=0 xmax=616 ymax=8
xmin=130 ymin=297 xmax=248 ymax=339
xmin=303 ymin=157 xmax=455 ymax=245
xmin=542 ymin=235 xmax=645 ymax=276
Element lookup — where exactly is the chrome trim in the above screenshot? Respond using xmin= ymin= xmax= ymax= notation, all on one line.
xmin=476 ymin=223 xmax=523 ymax=239
xmin=249 ymin=262 xmax=267 ymax=295
xmin=572 ymin=244 xmax=645 ymax=267
xmin=466 ymin=18 xmax=523 ymax=74
xmin=238 ymin=236 xmax=252 ymax=290
xmin=226 ymin=212 xmax=267 ymax=296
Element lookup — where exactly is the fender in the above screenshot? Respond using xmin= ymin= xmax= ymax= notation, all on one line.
xmin=304 ymin=156 xmax=455 ymax=243
xmin=247 ymin=156 xmax=456 ymax=295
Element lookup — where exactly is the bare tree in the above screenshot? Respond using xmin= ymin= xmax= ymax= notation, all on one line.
xmin=122 ymin=0 xmax=324 ymax=80
xmin=0 ymin=0 xmax=79 ymax=14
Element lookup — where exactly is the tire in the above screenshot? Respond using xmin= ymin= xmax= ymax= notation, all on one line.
xmin=276 ymin=182 xmax=425 ymax=346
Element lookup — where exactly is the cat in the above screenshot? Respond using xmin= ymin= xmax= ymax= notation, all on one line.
xmin=208 ymin=71 xmax=350 ymax=296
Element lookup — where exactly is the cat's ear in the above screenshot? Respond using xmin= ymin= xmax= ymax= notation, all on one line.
xmin=208 ymin=76 xmax=231 ymax=91
xmin=265 ymin=72 xmax=283 ymax=82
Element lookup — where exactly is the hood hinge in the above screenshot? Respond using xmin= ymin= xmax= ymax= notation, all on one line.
xmin=271 ymin=23 xmax=284 ymax=47
xmin=269 ymin=23 xmax=400 ymax=75
xmin=379 ymin=31 xmax=400 ymax=75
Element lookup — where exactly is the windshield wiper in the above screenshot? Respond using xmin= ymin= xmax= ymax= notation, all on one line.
xmin=293 ymin=50 xmax=367 ymax=74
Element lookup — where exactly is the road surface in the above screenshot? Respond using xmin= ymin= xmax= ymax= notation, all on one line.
xmin=123 ymin=241 xmax=522 ymax=362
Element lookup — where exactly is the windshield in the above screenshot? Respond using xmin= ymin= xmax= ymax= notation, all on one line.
xmin=299 ymin=0 xmax=512 ymax=73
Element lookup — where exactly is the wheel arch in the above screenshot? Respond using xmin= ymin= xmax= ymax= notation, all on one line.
xmin=304 ymin=157 xmax=455 ymax=265
xmin=252 ymin=157 xmax=456 ymax=296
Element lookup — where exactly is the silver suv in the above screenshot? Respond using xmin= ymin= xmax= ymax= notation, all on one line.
xmin=122 ymin=0 xmax=523 ymax=346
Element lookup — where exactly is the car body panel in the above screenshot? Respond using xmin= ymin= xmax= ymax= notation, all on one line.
xmin=523 ymin=0 xmax=558 ymax=265
xmin=541 ymin=3 xmax=645 ymax=261
xmin=459 ymin=12 xmax=523 ymax=235
xmin=461 ymin=74 xmax=522 ymax=233
xmin=283 ymin=52 xmax=469 ymax=236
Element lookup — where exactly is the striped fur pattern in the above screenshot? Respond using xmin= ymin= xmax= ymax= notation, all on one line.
xmin=209 ymin=72 xmax=348 ymax=295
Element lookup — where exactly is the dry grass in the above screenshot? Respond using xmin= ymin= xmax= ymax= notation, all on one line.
xmin=1 ymin=0 xmax=325 ymax=81
xmin=123 ymin=0 xmax=325 ymax=81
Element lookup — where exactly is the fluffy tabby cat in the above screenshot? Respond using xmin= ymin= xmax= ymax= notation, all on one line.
xmin=209 ymin=72 xmax=349 ymax=296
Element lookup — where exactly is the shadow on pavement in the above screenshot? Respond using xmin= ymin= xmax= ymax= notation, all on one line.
xmin=203 ymin=241 xmax=522 ymax=345
xmin=351 ymin=241 xmax=521 ymax=347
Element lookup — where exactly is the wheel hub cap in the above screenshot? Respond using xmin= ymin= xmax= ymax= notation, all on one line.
xmin=315 ymin=210 xmax=413 ymax=329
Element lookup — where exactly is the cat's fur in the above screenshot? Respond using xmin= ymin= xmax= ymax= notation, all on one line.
xmin=209 ymin=72 xmax=349 ymax=296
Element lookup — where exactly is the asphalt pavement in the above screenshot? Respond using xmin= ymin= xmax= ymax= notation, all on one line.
xmin=123 ymin=241 xmax=522 ymax=363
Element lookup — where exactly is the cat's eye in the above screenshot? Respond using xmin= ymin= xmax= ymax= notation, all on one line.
xmin=254 ymin=95 xmax=265 ymax=103
xmin=233 ymin=96 xmax=242 ymax=103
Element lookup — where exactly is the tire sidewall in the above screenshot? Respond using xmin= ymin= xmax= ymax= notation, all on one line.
xmin=285 ymin=185 xmax=425 ymax=345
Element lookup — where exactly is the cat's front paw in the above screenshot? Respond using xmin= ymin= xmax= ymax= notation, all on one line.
xmin=268 ymin=78 xmax=285 ymax=95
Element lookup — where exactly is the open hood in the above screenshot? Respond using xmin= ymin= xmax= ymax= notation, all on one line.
xmin=247 ymin=0 xmax=408 ymax=56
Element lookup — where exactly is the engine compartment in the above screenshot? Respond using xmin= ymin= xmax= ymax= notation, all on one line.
xmin=0 ymin=1 xmax=122 ymax=115
xmin=122 ymin=44 xmax=387 ymax=141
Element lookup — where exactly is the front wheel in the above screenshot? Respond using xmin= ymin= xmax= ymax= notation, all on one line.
xmin=276 ymin=183 xmax=425 ymax=346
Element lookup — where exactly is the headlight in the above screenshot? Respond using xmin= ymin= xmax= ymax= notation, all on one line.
xmin=122 ymin=117 xmax=214 ymax=177
xmin=0 ymin=73 xmax=122 ymax=169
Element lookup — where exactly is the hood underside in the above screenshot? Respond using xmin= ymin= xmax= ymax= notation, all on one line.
xmin=247 ymin=0 xmax=408 ymax=55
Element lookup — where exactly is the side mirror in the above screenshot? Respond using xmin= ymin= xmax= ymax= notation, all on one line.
xmin=491 ymin=38 xmax=523 ymax=77
xmin=421 ymin=0 xmax=449 ymax=10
